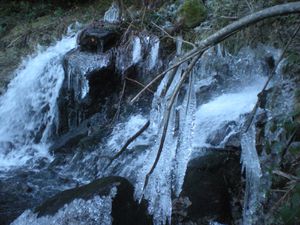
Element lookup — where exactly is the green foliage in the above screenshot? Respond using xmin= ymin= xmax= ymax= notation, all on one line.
xmin=178 ymin=0 xmax=207 ymax=28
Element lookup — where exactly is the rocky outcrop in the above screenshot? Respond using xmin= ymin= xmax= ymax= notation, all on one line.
xmin=56 ymin=21 xmax=164 ymax=136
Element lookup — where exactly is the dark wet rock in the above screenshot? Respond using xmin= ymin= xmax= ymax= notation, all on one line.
xmin=172 ymin=151 xmax=242 ymax=225
xmin=35 ymin=176 xmax=153 ymax=225
xmin=78 ymin=22 xmax=121 ymax=53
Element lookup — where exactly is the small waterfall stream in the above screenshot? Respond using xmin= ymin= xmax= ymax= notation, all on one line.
xmin=0 ymin=8 xmax=283 ymax=224
xmin=0 ymin=30 xmax=77 ymax=171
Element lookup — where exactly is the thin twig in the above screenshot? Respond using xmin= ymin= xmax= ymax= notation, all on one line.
xmin=280 ymin=128 xmax=298 ymax=162
xmin=125 ymin=77 xmax=154 ymax=93
xmin=151 ymin=22 xmax=196 ymax=48
xmin=267 ymin=183 xmax=296 ymax=217
xmin=244 ymin=0 xmax=254 ymax=12
xmin=104 ymin=120 xmax=150 ymax=171
xmin=220 ymin=16 xmax=239 ymax=20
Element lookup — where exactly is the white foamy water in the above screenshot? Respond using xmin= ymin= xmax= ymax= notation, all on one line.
xmin=193 ymin=80 xmax=265 ymax=148
xmin=0 ymin=33 xmax=77 ymax=170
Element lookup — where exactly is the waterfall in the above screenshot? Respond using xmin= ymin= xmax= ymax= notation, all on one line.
xmin=3 ymin=5 xmax=279 ymax=222
xmin=0 ymin=30 xmax=77 ymax=171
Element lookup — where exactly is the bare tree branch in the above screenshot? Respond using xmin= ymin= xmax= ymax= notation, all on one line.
xmin=125 ymin=77 xmax=154 ymax=93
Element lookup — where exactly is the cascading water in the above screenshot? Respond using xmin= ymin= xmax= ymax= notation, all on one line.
xmin=0 ymin=29 xmax=78 ymax=171
xmin=3 ymin=6 xmax=281 ymax=223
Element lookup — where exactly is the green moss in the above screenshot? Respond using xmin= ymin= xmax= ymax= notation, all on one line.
xmin=179 ymin=0 xmax=207 ymax=28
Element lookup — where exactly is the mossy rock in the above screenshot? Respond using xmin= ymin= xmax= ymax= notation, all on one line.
xmin=178 ymin=0 xmax=207 ymax=28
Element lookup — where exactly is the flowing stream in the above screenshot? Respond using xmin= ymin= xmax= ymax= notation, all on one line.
xmin=0 ymin=14 xmax=282 ymax=225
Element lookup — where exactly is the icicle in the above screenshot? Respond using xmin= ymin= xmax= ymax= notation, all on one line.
xmin=173 ymin=69 xmax=197 ymax=196
xmin=149 ymin=38 xmax=160 ymax=70
xmin=132 ymin=36 xmax=142 ymax=64
xmin=80 ymin=77 xmax=89 ymax=99
xmin=241 ymin=123 xmax=263 ymax=225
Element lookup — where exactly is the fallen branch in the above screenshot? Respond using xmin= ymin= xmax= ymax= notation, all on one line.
xmin=104 ymin=120 xmax=150 ymax=170
xmin=131 ymin=2 xmax=300 ymax=103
